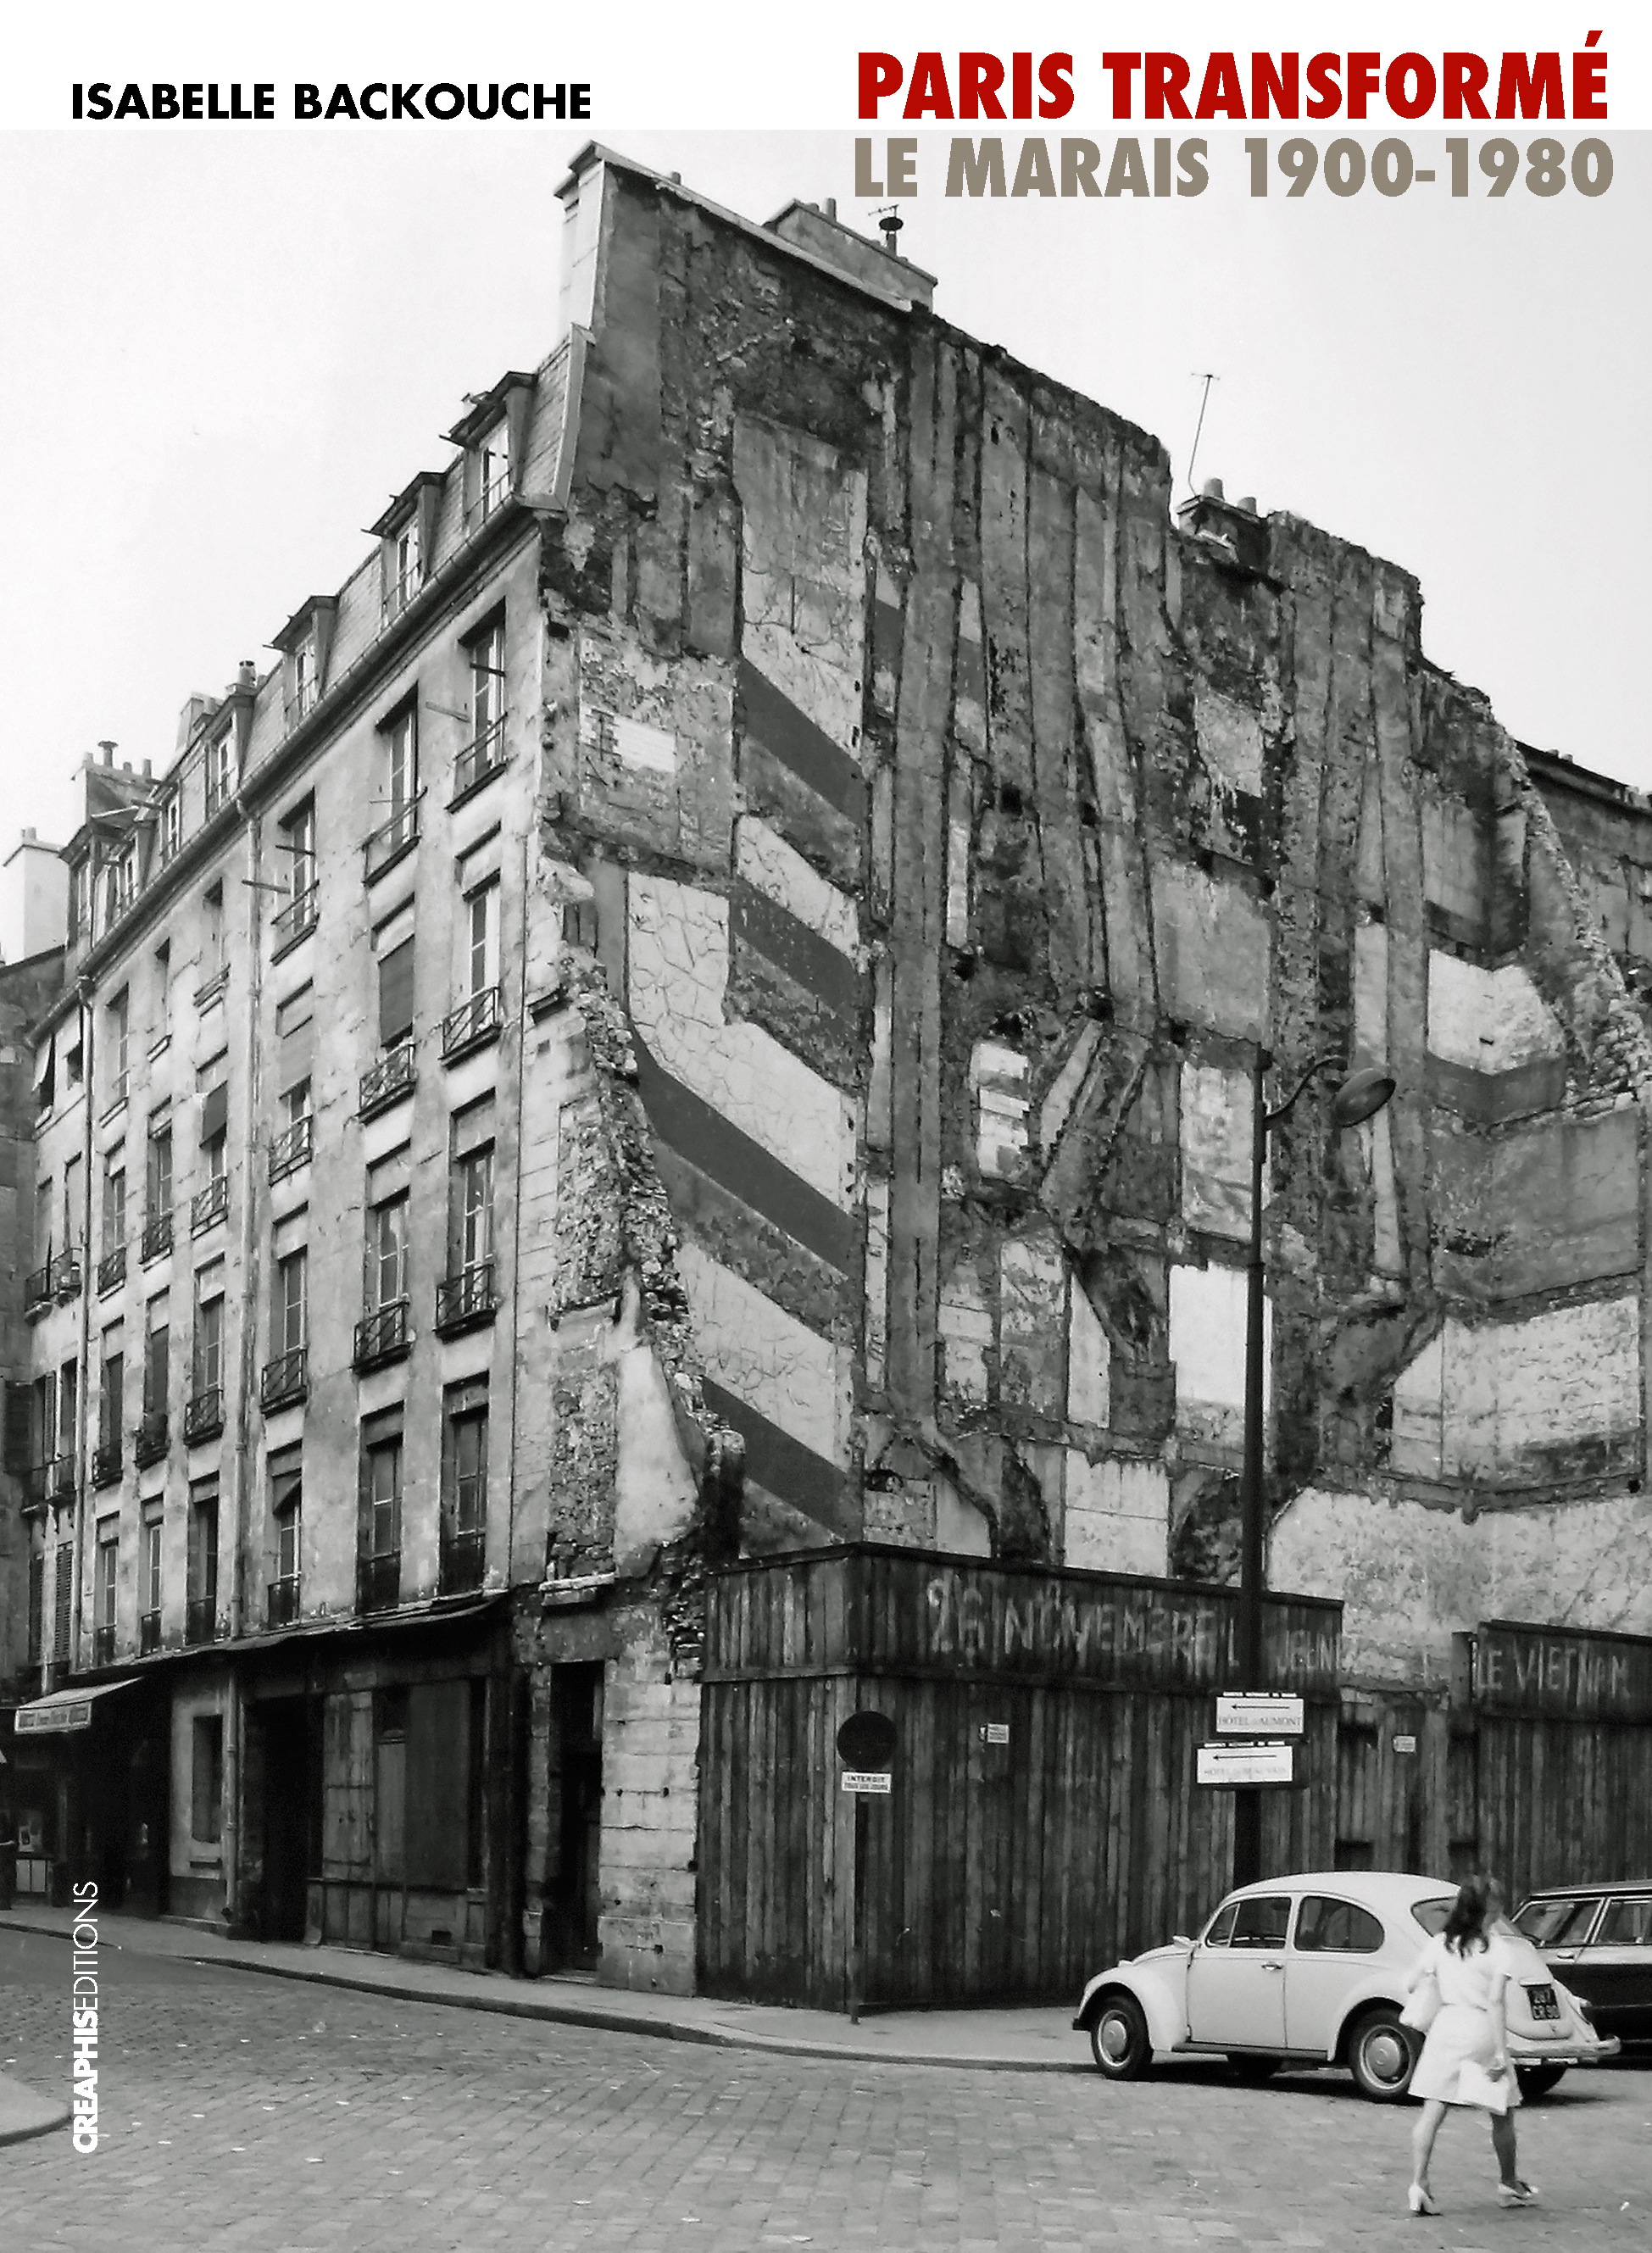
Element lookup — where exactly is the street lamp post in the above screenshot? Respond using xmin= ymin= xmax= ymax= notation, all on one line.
xmin=1231 ymin=1050 xmax=1395 ymax=1889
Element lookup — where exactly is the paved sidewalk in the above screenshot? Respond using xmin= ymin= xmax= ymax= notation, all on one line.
xmin=0 ymin=2067 xmax=68 ymax=2147
xmin=0 ymin=1904 xmax=1084 ymax=2072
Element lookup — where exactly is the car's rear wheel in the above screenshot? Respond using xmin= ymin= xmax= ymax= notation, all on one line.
xmin=1226 ymin=2053 xmax=1281 ymax=2083
xmin=1089 ymin=1992 xmax=1150 ymax=2080
xmin=1516 ymin=2064 xmax=1568 ymax=2099
xmin=1347 ymin=2009 xmax=1416 ymax=2102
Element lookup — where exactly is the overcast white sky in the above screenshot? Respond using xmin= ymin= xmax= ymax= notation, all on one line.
xmin=0 ymin=114 xmax=1646 ymax=950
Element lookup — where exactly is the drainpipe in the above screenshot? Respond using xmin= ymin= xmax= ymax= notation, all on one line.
xmin=220 ymin=798 xmax=264 ymax=1931
xmin=69 ymin=982 xmax=96 ymax=1677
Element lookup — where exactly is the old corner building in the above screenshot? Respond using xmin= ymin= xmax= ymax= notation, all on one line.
xmin=2 ymin=142 xmax=1650 ymax=2006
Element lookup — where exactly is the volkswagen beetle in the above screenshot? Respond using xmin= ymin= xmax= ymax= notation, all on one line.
xmin=1073 ymin=1871 xmax=1619 ymax=2100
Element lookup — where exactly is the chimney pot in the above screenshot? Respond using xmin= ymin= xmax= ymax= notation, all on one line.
xmin=98 ymin=741 xmax=115 ymax=765
xmin=238 ymin=659 xmax=256 ymax=689
xmin=825 ymin=197 xmax=837 ymax=220
xmin=23 ymin=826 xmax=36 ymax=842
xmin=1237 ymin=495 xmax=1257 ymax=515
xmin=1201 ymin=477 xmax=1225 ymax=502
xmin=142 ymin=759 xmax=153 ymax=779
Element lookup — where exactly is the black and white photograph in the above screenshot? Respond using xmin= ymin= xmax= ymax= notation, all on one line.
xmin=1 ymin=4 xmax=1649 ymax=2244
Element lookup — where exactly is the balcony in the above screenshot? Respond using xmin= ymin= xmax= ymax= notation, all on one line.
xmin=92 ymin=1441 xmax=122 ymax=1489
xmin=359 ymin=1039 xmax=414 ymax=1120
xmin=271 ymin=883 xmax=319 ymax=956
xmin=436 ymin=1260 xmax=498 ymax=1338
xmin=142 ymin=1211 xmax=174 ymax=1262
xmin=134 ymin=1409 xmax=169 ymax=1469
xmin=269 ymin=1114 xmax=313 ymax=1183
xmin=441 ymin=1526 xmax=486 ymax=1596
xmin=260 ymin=1348 xmax=308 ymax=1415
xmin=52 ymin=1453 xmax=76 ymax=1503
xmin=139 ymin=1609 xmax=162 ymax=1656
xmin=364 ymin=803 xmax=420 ymax=882
xmin=191 ymin=1176 xmax=228 ymax=1237
xmin=24 ymin=1262 xmax=52 ymax=1316
xmin=20 ymin=1462 xmax=53 ymax=1516
xmin=442 ymin=985 xmax=503 ymax=1061
xmin=183 ymin=1385 xmax=224 ymax=1444
xmin=451 ymin=715 xmax=507 ymax=804
xmin=357 ymin=1550 xmax=401 ymax=1615
xmin=92 ymin=1626 xmax=115 ymax=1669
xmin=97 ymin=1245 xmax=127 ymax=1295
xmin=54 ymin=1250 xmax=84 ymax=1301
xmin=267 ymin=1575 xmax=302 ymax=1628
xmin=353 ymin=1299 xmax=411 ymax=1373
xmin=186 ymin=1595 xmax=218 ymax=1647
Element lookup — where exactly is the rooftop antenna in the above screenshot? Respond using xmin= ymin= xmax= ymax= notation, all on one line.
xmin=876 ymin=204 xmax=904 ymax=256
xmin=1186 ymin=372 xmax=1219 ymax=498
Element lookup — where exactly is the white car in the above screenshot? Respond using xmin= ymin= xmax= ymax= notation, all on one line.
xmin=1073 ymin=1871 xmax=1620 ymax=2100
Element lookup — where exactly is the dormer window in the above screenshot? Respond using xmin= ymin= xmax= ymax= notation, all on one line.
xmin=478 ymin=422 xmax=510 ymax=520
xmin=160 ymin=790 xmax=182 ymax=864
xmin=272 ymin=597 xmax=337 ymax=731
xmin=205 ymin=731 xmax=233 ymax=819
xmin=104 ymin=840 xmax=137 ymax=926
xmin=390 ymin=522 xmax=420 ymax=611
xmin=373 ymin=470 xmax=442 ymax=627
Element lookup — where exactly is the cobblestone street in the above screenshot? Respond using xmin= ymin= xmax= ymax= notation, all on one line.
xmin=3 ymin=1929 xmax=1649 ymax=2250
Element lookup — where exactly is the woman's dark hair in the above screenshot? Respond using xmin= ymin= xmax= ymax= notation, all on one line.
xmin=1443 ymin=1874 xmax=1498 ymax=1955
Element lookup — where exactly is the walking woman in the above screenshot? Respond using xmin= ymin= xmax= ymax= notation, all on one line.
xmin=1404 ymin=1875 xmax=1538 ymax=2213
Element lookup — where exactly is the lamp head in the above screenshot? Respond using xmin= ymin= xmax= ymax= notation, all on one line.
xmin=1329 ymin=1066 xmax=1396 ymax=1128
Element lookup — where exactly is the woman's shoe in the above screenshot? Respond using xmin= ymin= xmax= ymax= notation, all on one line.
xmin=1407 ymin=2183 xmax=1440 ymax=2215
xmin=1497 ymin=2182 xmax=1541 ymax=2207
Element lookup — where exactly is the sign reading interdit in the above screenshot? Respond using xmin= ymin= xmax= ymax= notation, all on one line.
xmin=1474 ymin=1621 xmax=1652 ymax=1724
xmin=840 ymin=1771 xmax=893 ymax=1794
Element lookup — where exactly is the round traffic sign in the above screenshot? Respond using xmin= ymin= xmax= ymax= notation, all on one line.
xmin=836 ymin=1710 xmax=897 ymax=1771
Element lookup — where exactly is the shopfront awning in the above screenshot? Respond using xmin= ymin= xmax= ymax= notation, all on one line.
xmin=14 ymin=1679 xmax=141 ymax=1737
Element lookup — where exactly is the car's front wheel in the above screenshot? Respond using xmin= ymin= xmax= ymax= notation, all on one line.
xmin=1347 ymin=2009 xmax=1416 ymax=2102
xmin=1089 ymin=1992 xmax=1151 ymax=2080
xmin=1516 ymin=2064 xmax=1568 ymax=2099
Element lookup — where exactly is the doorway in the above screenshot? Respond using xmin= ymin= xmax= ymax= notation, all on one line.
xmin=548 ymin=1664 xmax=604 ymax=1969
xmin=259 ymin=1697 xmax=314 ymax=1942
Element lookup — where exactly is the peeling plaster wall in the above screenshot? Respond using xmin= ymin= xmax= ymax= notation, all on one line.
xmin=543 ymin=149 xmax=1652 ymax=1708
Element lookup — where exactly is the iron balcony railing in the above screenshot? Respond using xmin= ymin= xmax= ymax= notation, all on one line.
xmin=267 ymin=1575 xmax=302 ymax=1627
xmin=357 ymin=1551 xmax=401 ymax=1615
xmin=186 ymin=1595 xmax=217 ymax=1647
xmin=92 ymin=1440 xmax=121 ymax=1488
xmin=134 ymin=1410 xmax=169 ymax=1469
xmin=52 ymin=1453 xmax=76 ymax=1502
xmin=353 ymin=1299 xmax=411 ymax=1372
xmin=436 ymin=1259 xmax=498 ymax=1337
xmin=25 ymin=1262 xmax=52 ymax=1312
xmin=139 ymin=1609 xmax=162 ymax=1656
xmin=451 ymin=715 xmax=506 ymax=803
xmin=269 ymin=1114 xmax=313 ymax=1182
xmin=364 ymin=802 xmax=420 ymax=881
xmin=142 ymin=1211 xmax=174 ymax=1262
xmin=260 ymin=1347 xmax=308 ymax=1414
xmin=191 ymin=1176 xmax=229 ymax=1236
xmin=97 ymin=1246 xmax=127 ymax=1294
xmin=359 ymin=1039 xmax=414 ymax=1120
xmin=21 ymin=1462 xmax=53 ymax=1513
xmin=92 ymin=1625 xmax=115 ymax=1668
xmin=441 ymin=1526 xmax=486 ymax=1596
xmin=442 ymin=984 xmax=503 ymax=1060
xmin=183 ymin=1385 xmax=224 ymax=1444
xmin=271 ymin=882 xmax=319 ymax=953
xmin=381 ymin=570 xmax=422 ymax=626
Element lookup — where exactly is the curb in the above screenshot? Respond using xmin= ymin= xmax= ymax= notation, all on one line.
xmin=2 ymin=1913 xmax=1085 ymax=2073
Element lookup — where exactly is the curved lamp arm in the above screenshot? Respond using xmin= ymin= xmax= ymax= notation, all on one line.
xmin=1262 ymin=1049 xmax=1344 ymax=1132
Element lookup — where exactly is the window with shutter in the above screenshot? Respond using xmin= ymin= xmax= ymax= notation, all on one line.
xmin=379 ymin=937 xmax=415 ymax=1046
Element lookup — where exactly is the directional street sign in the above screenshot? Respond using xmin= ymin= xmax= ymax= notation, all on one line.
xmin=1215 ymin=1693 xmax=1304 ymax=1737
xmin=1198 ymin=1740 xmax=1296 ymax=1787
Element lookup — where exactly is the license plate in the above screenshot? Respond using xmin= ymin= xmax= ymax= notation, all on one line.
xmin=1526 ymin=1984 xmax=1560 ymax=2021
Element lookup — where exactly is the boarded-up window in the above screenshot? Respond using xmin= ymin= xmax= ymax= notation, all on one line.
xmin=379 ymin=938 xmax=415 ymax=1046
xmin=404 ymin=1679 xmax=471 ymax=1890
